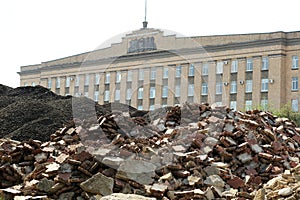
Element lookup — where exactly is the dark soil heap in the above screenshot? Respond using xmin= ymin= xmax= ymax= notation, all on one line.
xmin=0 ymin=84 xmax=140 ymax=142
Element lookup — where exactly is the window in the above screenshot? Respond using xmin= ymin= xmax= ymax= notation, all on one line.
xmin=246 ymin=58 xmax=253 ymax=71
xmin=84 ymin=74 xmax=90 ymax=86
xmin=216 ymin=62 xmax=223 ymax=74
xmin=138 ymin=88 xmax=143 ymax=99
xmin=94 ymin=91 xmax=99 ymax=102
xmin=163 ymin=67 xmax=168 ymax=78
xmin=262 ymin=57 xmax=269 ymax=70
xmin=230 ymin=101 xmax=237 ymax=110
xmin=105 ymin=73 xmax=110 ymax=84
xmin=162 ymin=86 xmax=168 ymax=98
xmin=189 ymin=64 xmax=195 ymax=76
xmin=115 ymin=89 xmax=120 ymax=101
xmin=24 ymin=82 xmax=28 ymax=86
xmin=75 ymin=75 xmax=80 ymax=87
xmin=202 ymin=63 xmax=209 ymax=75
xmin=245 ymin=100 xmax=252 ymax=111
xmin=31 ymin=82 xmax=35 ymax=86
xmin=116 ymin=71 xmax=121 ymax=83
xmin=104 ymin=90 xmax=110 ymax=101
xmin=292 ymin=99 xmax=299 ymax=112
xmin=176 ymin=66 xmax=182 ymax=77
xmin=150 ymin=87 xmax=156 ymax=98
xmin=261 ymin=79 xmax=269 ymax=92
xmin=292 ymin=55 xmax=299 ymax=69
xmin=245 ymin=80 xmax=253 ymax=93
xmin=175 ymin=85 xmax=180 ymax=97
xmin=261 ymin=99 xmax=268 ymax=110
xmin=150 ymin=68 xmax=156 ymax=80
xmin=84 ymin=92 xmax=89 ymax=97
xmin=127 ymin=70 xmax=133 ymax=82
xmin=47 ymin=78 xmax=52 ymax=89
xmin=188 ymin=84 xmax=194 ymax=96
xmin=56 ymin=77 xmax=60 ymax=88
xmin=66 ymin=77 xmax=71 ymax=88
xmin=216 ymin=82 xmax=222 ymax=94
xmin=292 ymin=77 xmax=298 ymax=91
xmin=139 ymin=69 xmax=144 ymax=80
xmin=95 ymin=74 xmax=100 ymax=85
xmin=230 ymin=81 xmax=237 ymax=94
xmin=137 ymin=105 xmax=143 ymax=110
xmin=126 ymin=88 xmax=132 ymax=100
xmin=202 ymin=82 xmax=208 ymax=95
xmin=231 ymin=60 xmax=238 ymax=73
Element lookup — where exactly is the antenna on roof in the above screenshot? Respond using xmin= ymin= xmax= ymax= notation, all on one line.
xmin=143 ymin=0 xmax=148 ymax=29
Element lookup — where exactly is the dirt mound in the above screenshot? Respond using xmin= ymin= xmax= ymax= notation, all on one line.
xmin=0 ymin=84 xmax=12 ymax=95
xmin=0 ymin=85 xmax=140 ymax=142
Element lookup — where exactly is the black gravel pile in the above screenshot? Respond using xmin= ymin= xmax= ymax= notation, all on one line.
xmin=0 ymin=84 xmax=142 ymax=142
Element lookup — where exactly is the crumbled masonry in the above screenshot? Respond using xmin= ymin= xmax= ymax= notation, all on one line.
xmin=0 ymin=84 xmax=299 ymax=200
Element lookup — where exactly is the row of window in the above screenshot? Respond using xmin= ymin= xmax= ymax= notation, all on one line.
xmin=229 ymin=99 xmax=268 ymax=111
xmin=88 ymin=76 xmax=298 ymax=102
xmin=47 ymin=55 xmax=299 ymax=89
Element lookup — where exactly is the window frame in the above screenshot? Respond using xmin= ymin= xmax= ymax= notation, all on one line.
xmin=95 ymin=74 xmax=100 ymax=85
xmin=216 ymin=82 xmax=223 ymax=95
xmin=84 ymin=74 xmax=90 ymax=86
xmin=188 ymin=84 xmax=194 ymax=97
xmin=116 ymin=71 xmax=121 ymax=83
xmin=261 ymin=78 xmax=269 ymax=92
xmin=127 ymin=70 xmax=133 ymax=82
xmin=150 ymin=87 xmax=156 ymax=99
xmin=115 ymin=89 xmax=121 ymax=101
xmin=292 ymin=99 xmax=299 ymax=112
xmin=105 ymin=73 xmax=110 ymax=84
xmin=162 ymin=85 xmax=168 ymax=98
xmin=139 ymin=69 xmax=144 ymax=81
xmin=56 ymin=77 xmax=61 ymax=88
xmin=230 ymin=101 xmax=237 ymax=110
xmin=230 ymin=81 xmax=237 ymax=94
xmin=104 ymin=90 xmax=110 ymax=101
xmin=292 ymin=77 xmax=299 ymax=91
xmin=216 ymin=62 xmax=223 ymax=74
xmin=202 ymin=63 xmax=209 ymax=76
xmin=163 ymin=67 xmax=169 ymax=78
xmin=246 ymin=58 xmax=253 ymax=72
xmin=245 ymin=80 xmax=253 ymax=93
xmin=138 ymin=87 xmax=144 ymax=99
xmin=175 ymin=66 xmax=182 ymax=78
xmin=150 ymin=68 xmax=156 ymax=80
xmin=231 ymin=60 xmax=238 ymax=73
xmin=175 ymin=85 xmax=180 ymax=97
xmin=202 ymin=82 xmax=208 ymax=95
xmin=292 ymin=55 xmax=299 ymax=69
xmin=189 ymin=64 xmax=195 ymax=76
xmin=126 ymin=88 xmax=132 ymax=100
xmin=262 ymin=57 xmax=269 ymax=70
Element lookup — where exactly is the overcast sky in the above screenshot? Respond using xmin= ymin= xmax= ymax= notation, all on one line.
xmin=1 ymin=0 xmax=299 ymax=88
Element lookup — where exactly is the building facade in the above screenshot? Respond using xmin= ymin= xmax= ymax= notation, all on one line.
xmin=19 ymin=28 xmax=300 ymax=111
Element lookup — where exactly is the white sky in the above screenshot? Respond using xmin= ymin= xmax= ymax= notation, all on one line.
xmin=1 ymin=0 xmax=299 ymax=88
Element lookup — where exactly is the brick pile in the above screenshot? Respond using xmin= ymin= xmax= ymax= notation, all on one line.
xmin=0 ymin=103 xmax=299 ymax=200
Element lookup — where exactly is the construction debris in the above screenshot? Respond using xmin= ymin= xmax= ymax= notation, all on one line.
xmin=0 ymin=85 xmax=299 ymax=199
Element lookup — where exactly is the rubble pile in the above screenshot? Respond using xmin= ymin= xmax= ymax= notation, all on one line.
xmin=0 ymin=102 xmax=299 ymax=200
xmin=254 ymin=164 xmax=300 ymax=200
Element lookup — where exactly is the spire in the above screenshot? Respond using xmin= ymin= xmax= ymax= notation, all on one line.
xmin=143 ymin=0 xmax=148 ymax=28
